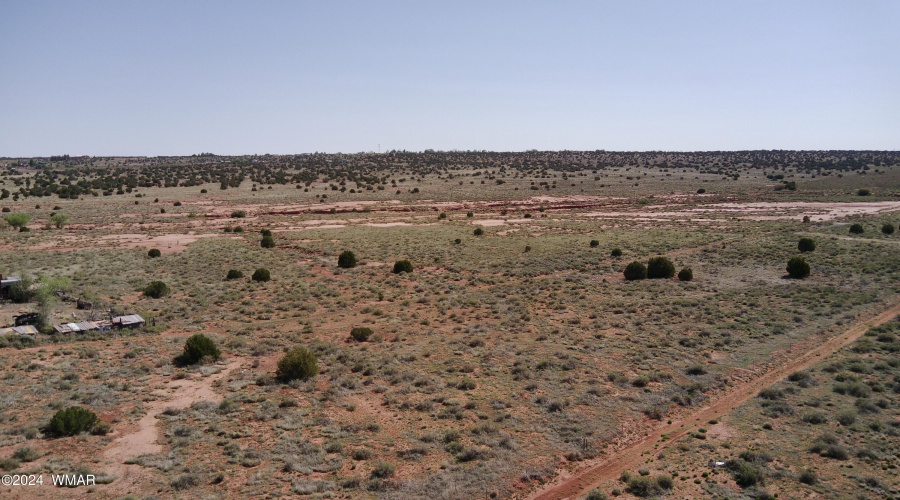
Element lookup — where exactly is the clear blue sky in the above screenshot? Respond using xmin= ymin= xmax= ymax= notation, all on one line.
xmin=1 ymin=1 xmax=898 ymax=156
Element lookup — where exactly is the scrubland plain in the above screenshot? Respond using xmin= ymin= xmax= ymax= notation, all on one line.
xmin=1 ymin=151 xmax=899 ymax=499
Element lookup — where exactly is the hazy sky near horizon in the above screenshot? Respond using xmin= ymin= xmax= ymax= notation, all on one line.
xmin=1 ymin=1 xmax=898 ymax=156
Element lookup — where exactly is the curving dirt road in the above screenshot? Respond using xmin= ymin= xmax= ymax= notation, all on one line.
xmin=524 ymin=300 xmax=900 ymax=500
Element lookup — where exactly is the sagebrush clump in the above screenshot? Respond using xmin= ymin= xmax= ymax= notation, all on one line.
xmin=277 ymin=347 xmax=318 ymax=382
xmin=350 ymin=327 xmax=373 ymax=342
xmin=147 ymin=248 xmax=162 ymax=258
xmin=252 ymin=268 xmax=271 ymax=282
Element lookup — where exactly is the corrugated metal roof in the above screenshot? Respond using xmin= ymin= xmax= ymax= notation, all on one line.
xmin=114 ymin=314 xmax=145 ymax=324
xmin=2 ymin=325 xmax=37 ymax=336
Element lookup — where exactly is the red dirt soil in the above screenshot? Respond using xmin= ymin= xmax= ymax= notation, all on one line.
xmin=522 ymin=300 xmax=900 ymax=500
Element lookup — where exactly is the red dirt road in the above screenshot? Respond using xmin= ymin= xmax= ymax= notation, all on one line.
xmin=524 ymin=300 xmax=900 ymax=500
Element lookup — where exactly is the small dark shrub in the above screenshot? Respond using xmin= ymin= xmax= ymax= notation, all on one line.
xmin=371 ymin=461 xmax=395 ymax=478
xmin=646 ymin=257 xmax=675 ymax=279
xmin=786 ymin=256 xmax=810 ymax=279
xmin=46 ymin=407 xmax=98 ymax=436
xmin=277 ymin=347 xmax=318 ymax=382
xmin=252 ymin=268 xmax=271 ymax=282
xmin=392 ymin=260 xmax=413 ymax=274
xmin=181 ymin=333 xmax=221 ymax=365
xmin=623 ymin=261 xmax=647 ymax=281
xmin=260 ymin=229 xmax=272 ymax=237
xmin=438 ymin=212 xmax=446 ymax=219
xmin=454 ymin=238 xmax=461 ymax=244
xmin=260 ymin=234 xmax=276 ymax=248
xmin=457 ymin=378 xmax=476 ymax=390
xmin=466 ymin=211 xmax=473 ymax=218
xmin=12 ymin=447 xmax=40 ymax=462
xmin=226 ymin=269 xmax=243 ymax=280
xmin=798 ymin=237 xmax=816 ymax=252
xmin=584 ymin=488 xmax=609 ymax=500
xmin=685 ymin=365 xmax=706 ymax=376
xmin=857 ymin=189 xmax=870 ymax=196
xmin=173 ymin=201 xmax=182 ymax=206
xmin=143 ymin=281 xmax=170 ymax=298
xmin=727 ymin=459 xmax=764 ymax=488
xmin=610 ymin=248 xmax=623 ymax=257
xmin=350 ymin=327 xmax=373 ymax=342
xmin=233 ymin=226 xmax=244 ymax=233
xmin=627 ymin=476 xmax=661 ymax=497
xmin=882 ymin=223 xmax=895 ymax=235
xmin=697 ymin=188 xmax=706 ymax=194
xmin=230 ymin=210 xmax=246 ymax=218
xmin=798 ymin=469 xmax=817 ymax=485
xmin=147 ymin=248 xmax=161 ymax=258
xmin=590 ymin=240 xmax=599 ymax=248
xmin=678 ymin=268 xmax=693 ymax=281
xmin=338 ymin=250 xmax=358 ymax=269
xmin=802 ymin=411 xmax=828 ymax=424
xmin=200 ymin=189 xmax=207 ymax=193
xmin=474 ymin=227 xmax=484 ymax=236
xmin=849 ymin=223 xmax=864 ymax=234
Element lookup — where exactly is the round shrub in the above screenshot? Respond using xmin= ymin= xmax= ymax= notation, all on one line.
xmin=392 ymin=260 xmax=413 ymax=274
xmin=882 ymin=223 xmax=895 ymax=235
xmin=466 ymin=211 xmax=473 ymax=218
xmin=143 ymin=281 xmax=170 ymax=298
xmin=456 ymin=378 xmax=476 ymax=390
xmin=678 ymin=268 xmax=693 ymax=281
xmin=181 ymin=333 xmax=221 ymax=365
xmin=786 ymin=256 xmax=810 ymax=279
xmin=454 ymin=238 xmax=461 ymax=244
xmin=252 ymin=268 xmax=271 ymax=282
xmin=338 ymin=250 xmax=358 ymax=269
xmin=225 ymin=269 xmax=243 ymax=280
xmin=350 ymin=327 xmax=373 ymax=342
xmin=233 ymin=226 xmax=244 ymax=233
xmin=696 ymin=188 xmax=706 ymax=194
xmin=46 ymin=407 xmax=98 ymax=436
xmin=277 ymin=347 xmax=318 ymax=382
xmin=438 ymin=212 xmax=447 ymax=219
xmin=857 ymin=189 xmax=870 ymax=196
xmin=230 ymin=210 xmax=246 ymax=218
xmin=260 ymin=229 xmax=272 ymax=237
xmin=147 ymin=248 xmax=161 ymax=258
xmin=646 ymin=256 xmax=675 ymax=279
xmin=370 ymin=461 xmax=395 ymax=479
xmin=611 ymin=248 xmax=623 ymax=257
xmin=798 ymin=469 xmax=817 ymax=485
xmin=797 ymin=237 xmax=816 ymax=252
xmin=849 ymin=223 xmax=864 ymax=234
xmin=590 ymin=240 xmax=599 ymax=248
xmin=260 ymin=234 xmax=276 ymax=248
xmin=200 ymin=189 xmax=207 ymax=193
xmin=473 ymin=227 xmax=484 ymax=236
xmin=585 ymin=489 xmax=609 ymax=500
xmin=623 ymin=261 xmax=647 ymax=281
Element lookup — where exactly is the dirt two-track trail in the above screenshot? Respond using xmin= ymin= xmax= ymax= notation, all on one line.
xmin=524 ymin=300 xmax=900 ymax=500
